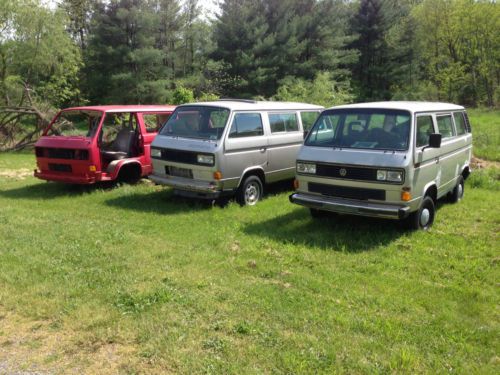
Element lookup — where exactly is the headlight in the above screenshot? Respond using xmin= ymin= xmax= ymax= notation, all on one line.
xmin=377 ymin=169 xmax=403 ymax=182
xmin=387 ymin=171 xmax=403 ymax=182
xmin=377 ymin=170 xmax=387 ymax=181
xmin=151 ymin=148 xmax=162 ymax=158
xmin=297 ymin=162 xmax=316 ymax=174
xmin=197 ymin=154 xmax=214 ymax=165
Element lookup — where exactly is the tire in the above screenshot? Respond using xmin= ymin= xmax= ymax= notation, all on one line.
xmin=407 ymin=196 xmax=435 ymax=230
xmin=237 ymin=175 xmax=263 ymax=206
xmin=449 ymin=176 xmax=464 ymax=203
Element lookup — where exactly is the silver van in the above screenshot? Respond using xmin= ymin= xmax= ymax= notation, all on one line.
xmin=289 ymin=102 xmax=472 ymax=229
xmin=150 ymin=100 xmax=323 ymax=205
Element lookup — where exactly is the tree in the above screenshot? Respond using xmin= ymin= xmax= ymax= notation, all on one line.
xmin=413 ymin=0 xmax=499 ymax=106
xmin=60 ymin=0 xmax=96 ymax=49
xmin=212 ymin=0 xmax=356 ymax=98
xmin=350 ymin=0 xmax=392 ymax=101
xmin=84 ymin=0 xmax=172 ymax=104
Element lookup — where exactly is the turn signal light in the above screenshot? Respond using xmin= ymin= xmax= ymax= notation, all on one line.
xmin=293 ymin=179 xmax=299 ymax=189
xmin=89 ymin=165 xmax=96 ymax=172
xmin=401 ymin=191 xmax=412 ymax=201
xmin=213 ymin=171 xmax=222 ymax=180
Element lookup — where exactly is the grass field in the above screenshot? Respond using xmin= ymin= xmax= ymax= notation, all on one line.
xmin=0 ymin=111 xmax=498 ymax=374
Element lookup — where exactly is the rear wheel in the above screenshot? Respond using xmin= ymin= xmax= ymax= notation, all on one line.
xmin=237 ymin=175 xmax=263 ymax=206
xmin=449 ymin=176 xmax=464 ymax=203
xmin=118 ymin=164 xmax=142 ymax=184
xmin=408 ymin=196 xmax=435 ymax=230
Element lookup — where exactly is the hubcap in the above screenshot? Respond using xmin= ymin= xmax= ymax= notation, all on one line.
xmin=420 ymin=208 xmax=430 ymax=227
xmin=245 ymin=183 xmax=259 ymax=205
xmin=458 ymin=183 xmax=463 ymax=199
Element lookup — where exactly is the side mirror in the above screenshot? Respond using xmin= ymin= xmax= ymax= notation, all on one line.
xmin=428 ymin=133 xmax=442 ymax=148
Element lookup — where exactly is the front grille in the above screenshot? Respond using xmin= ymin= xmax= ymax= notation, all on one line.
xmin=154 ymin=148 xmax=213 ymax=166
xmin=49 ymin=163 xmax=72 ymax=172
xmin=36 ymin=147 xmax=88 ymax=160
xmin=308 ymin=182 xmax=386 ymax=201
xmin=315 ymin=163 xmax=377 ymax=181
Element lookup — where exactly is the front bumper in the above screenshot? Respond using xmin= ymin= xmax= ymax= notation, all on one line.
xmin=149 ymin=173 xmax=232 ymax=199
xmin=34 ymin=170 xmax=96 ymax=185
xmin=289 ymin=192 xmax=410 ymax=220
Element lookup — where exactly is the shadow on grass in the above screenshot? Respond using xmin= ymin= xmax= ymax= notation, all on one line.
xmin=104 ymin=188 xmax=212 ymax=215
xmin=244 ymin=207 xmax=407 ymax=252
xmin=0 ymin=181 xmax=99 ymax=200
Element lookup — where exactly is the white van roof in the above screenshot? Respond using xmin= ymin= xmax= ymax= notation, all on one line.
xmin=329 ymin=101 xmax=465 ymax=113
xmin=178 ymin=100 xmax=324 ymax=111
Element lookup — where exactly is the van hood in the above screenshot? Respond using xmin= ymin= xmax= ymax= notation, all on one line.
xmin=297 ymin=146 xmax=411 ymax=168
xmin=152 ymin=135 xmax=219 ymax=153
xmin=35 ymin=136 xmax=92 ymax=149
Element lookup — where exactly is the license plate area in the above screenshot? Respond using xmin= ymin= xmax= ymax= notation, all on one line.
xmin=49 ymin=163 xmax=72 ymax=172
xmin=166 ymin=166 xmax=193 ymax=179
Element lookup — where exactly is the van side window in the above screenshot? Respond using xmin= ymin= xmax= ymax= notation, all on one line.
xmin=453 ymin=112 xmax=467 ymax=136
xmin=300 ymin=111 xmax=320 ymax=132
xmin=416 ymin=116 xmax=434 ymax=148
xmin=269 ymin=113 xmax=299 ymax=133
xmin=436 ymin=115 xmax=455 ymax=138
xmin=229 ymin=113 xmax=263 ymax=138
xmin=143 ymin=113 xmax=171 ymax=133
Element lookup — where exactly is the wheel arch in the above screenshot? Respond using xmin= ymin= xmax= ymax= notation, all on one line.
xmin=237 ymin=167 xmax=265 ymax=189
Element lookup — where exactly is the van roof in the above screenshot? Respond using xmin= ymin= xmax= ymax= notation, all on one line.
xmin=62 ymin=105 xmax=176 ymax=113
xmin=329 ymin=101 xmax=465 ymax=113
xmin=178 ymin=100 xmax=324 ymax=111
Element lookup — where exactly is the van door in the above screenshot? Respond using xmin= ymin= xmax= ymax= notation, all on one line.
xmin=413 ymin=114 xmax=441 ymax=198
xmin=223 ymin=112 xmax=268 ymax=189
xmin=266 ymin=111 xmax=303 ymax=182
xmin=139 ymin=112 xmax=172 ymax=174
xmin=435 ymin=113 xmax=457 ymax=194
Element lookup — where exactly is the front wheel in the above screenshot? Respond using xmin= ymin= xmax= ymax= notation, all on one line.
xmin=407 ymin=196 xmax=435 ymax=230
xmin=237 ymin=175 xmax=263 ymax=206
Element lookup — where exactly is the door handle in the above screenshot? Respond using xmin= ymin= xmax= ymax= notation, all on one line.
xmin=435 ymin=157 xmax=439 ymax=164
xmin=260 ymin=147 xmax=266 ymax=153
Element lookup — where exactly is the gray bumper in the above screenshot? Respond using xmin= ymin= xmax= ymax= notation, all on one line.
xmin=289 ymin=192 xmax=410 ymax=220
xmin=149 ymin=173 xmax=232 ymax=199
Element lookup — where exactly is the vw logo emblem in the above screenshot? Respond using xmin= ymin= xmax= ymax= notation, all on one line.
xmin=339 ymin=168 xmax=347 ymax=177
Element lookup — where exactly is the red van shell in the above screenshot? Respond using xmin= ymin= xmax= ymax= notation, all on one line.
xmin=34 ymin=105 xmax=175 ymax=184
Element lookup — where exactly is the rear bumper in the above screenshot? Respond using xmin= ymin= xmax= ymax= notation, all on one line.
xmin=34 ymin=170 xmax=96 ymax=185
xmin=289 ymin=192 xmax=411 ymax=220
xmin=149 ymin=173 xmax=232 ymax=199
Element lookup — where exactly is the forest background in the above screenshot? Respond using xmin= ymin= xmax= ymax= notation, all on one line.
xmin=0 ymin=0 xmax=498 ymax=149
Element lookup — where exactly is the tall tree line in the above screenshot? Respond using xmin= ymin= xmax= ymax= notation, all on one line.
xmin=0 ymin=0 xmax=498 ymax=110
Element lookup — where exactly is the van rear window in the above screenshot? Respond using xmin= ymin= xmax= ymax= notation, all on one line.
xmin=45 ymin=110 xmax=102 ymax=137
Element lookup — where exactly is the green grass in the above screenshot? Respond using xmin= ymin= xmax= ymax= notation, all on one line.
xmin=1 ymin=113 xmax=499 ymax=372
xmin=0 ymin=151 xmax=499 ymax=373
xmin=468 ymin=109 xmax=500 ymax=161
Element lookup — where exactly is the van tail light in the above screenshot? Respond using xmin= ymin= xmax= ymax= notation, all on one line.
xmin=213 ymin=171 xmax=222 ymax=180
xmin=293 ymin=179 xmax=299 ymax=189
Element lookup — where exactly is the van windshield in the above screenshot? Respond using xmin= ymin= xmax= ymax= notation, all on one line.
xmin=305 ymin=109 xmax=411 ymax=151
xmin=45 ymin=110 xmax=102 ymax=137
xmin=159 ymin=106 xmax=230 ymax=140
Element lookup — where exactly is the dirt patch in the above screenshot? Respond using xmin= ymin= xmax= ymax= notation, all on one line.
xmin=0 ymin=308 xmax=166 ymax=374
xmin=0 ymin=168 xmax=33 ymax=180
xmin=471 ymin=157 xmax=500 ymax=170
